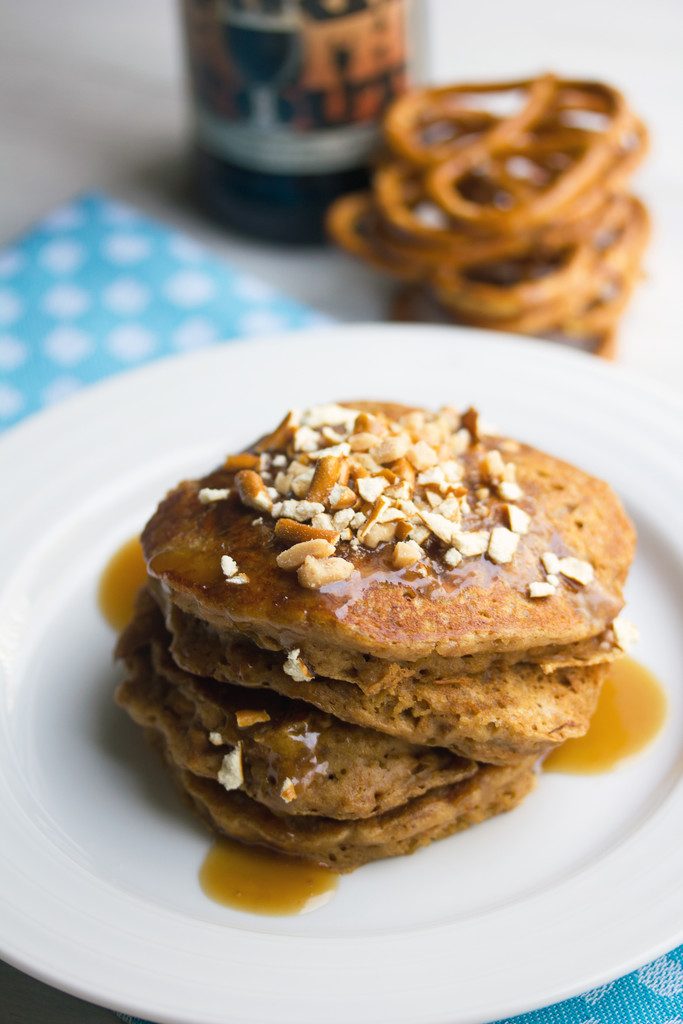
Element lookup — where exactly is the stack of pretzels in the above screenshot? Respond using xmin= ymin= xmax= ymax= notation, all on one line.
xmin=328 ymin=75 xmax=649 ymax=357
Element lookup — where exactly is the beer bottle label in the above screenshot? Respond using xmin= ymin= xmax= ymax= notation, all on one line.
xmin=182 ymin=0 xmax=408 ymax=175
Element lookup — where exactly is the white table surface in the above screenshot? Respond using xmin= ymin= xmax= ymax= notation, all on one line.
xmin=0 ymin=0 xmax=681 ymax=1020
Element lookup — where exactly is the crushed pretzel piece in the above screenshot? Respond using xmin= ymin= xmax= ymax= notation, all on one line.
xmin=453 ymin=529 xmax=490 ymax=557
xmin=277 ymin=499 xmax=326 ymax=522
xmin=291 ymin=467 xmax=315 ymax=498
xmin=331 ymin=508 xmax=355 ymax=530
xmin=276 ymin=538 xmax=336 ymax=569
xmin=274 ymin=518 xmax=339 ymax=545
xmin=293 ymin=425 xmax=321 ymax=452
xmin=461 ymin=407 xmax=480 ymax=440
xmin=417 ymin=509 xmax=455 ymax=544
xmin=307 ymin=455 xmax=342 ymax=504
xmin=529 ymin=581 xmax=556 ymax=598
xmin=302 ymin=403 xmax=358 ymax=430
xmin=235 ymin=710 xmax=271 ymax=728
xmin=357 ymin=475 xmax=389 ymax=503
xmin=283 ymin=648 xmax=314 ymax=682
xmin=408 ymin=523 xmax=430 ymax=545
xmin=198 ymin=487 xmax=231 ymax=504
xmin=371 ymin=435 xmax=411 ymax=465
xmin=488 ymin=526 xmax=520 ymax=564
xmin=481 ymin=449 xmax=505 ymax=480
xmin=557 ymin=556 xmax=594 ymax=585
xmin=235 ymin=469 xmax=272 ymax=512
xmin=310 ymin=442 xmax=351 ymax=460
xmin=297 ymin=556 xmax=354 ymax=589
xmin=224 ymin=453 xmax=259 ymax=471
xmin=392 ymin=539 xmax=424 ymax=568
xmin=395 ymin=519 xmax=413 ymax=541
xmin=328 ymin=483 xmax=357 ymax=510
xmin=357 ymin=495 xmax=390 ymax=543
xmin=612 ymin=616 xmax=639 ymax=650
xmin=444 ymin=546 xmax=462 ymax=568
xmin=362 ymin=522 xmax=397 ymax=548
xmin=255 ymin=410 xmax=299 ymax=453
xmin=541 ymin=551 xmax=561 ymax=575
xmin=499 ymin=481 xmax=523 ymax=501
xmin=311 ymin=512 xmax=335 ymax=532
xmin=280 ymin=777 xmax=297 ymax=803
xmin=321 ymin=425 xmax=345 ymax=445
xmin=406 ymin=440 xmax=438 ymax=470
xmin=274 ymin=471 xmax=293 ymax=496
xmin=391 ymin=457 xmax=416 ymax=484
xmin=220 ymin=555 xmax=239 ymax=578
xmin=417 ymin=466 xmax=445 ymax=487
xmin=505 ymin=504 xmax=531 ymax=534
xmin=217 ymin=745 xmax=243 ymax=791
xmin=349 ymin=431 xmax=377 ymax=452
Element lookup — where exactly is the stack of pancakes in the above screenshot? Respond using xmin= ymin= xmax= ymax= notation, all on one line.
xmin=116 ymin=402 xmax=635 ymax=871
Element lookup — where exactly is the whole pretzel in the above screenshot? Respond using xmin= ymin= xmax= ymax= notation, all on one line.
xmin=327 ymin=73 xmax=650 ymax=357
xmin=426 ymin=82 xmax=642 ymax=233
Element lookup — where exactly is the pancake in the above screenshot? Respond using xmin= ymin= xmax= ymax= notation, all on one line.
xmin=156 ymin=733 xmax=537 ymax=871
xmin=142 ymin=401 xmax=635 ymax=664
xmin=117 ymin=590 xmax=476 ymax=820
xmin=154 ymin=586 xmax=608 ymax=765
xmin=149 ymin=572 xmax=618 ymax=690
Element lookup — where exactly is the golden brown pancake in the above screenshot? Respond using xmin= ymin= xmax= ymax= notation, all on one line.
xmin=157 ymin=734 xmax=536 ymax=871
xmin=155 ymin=586 xmax=608 ymax=765
xmin=117 ymin=590 xmax=476 ymax=820
xmin=142 ymin=402 xmax=634 ymax=663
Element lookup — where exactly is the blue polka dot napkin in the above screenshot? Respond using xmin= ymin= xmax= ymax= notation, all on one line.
xmin=1 ymin=193 xmax=681 ymax=1024
xmin=0 ymin=191 xmax=328 ymax=429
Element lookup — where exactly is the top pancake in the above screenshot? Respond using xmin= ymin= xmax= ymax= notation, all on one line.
xmin=142 ymin=401 xmax=635 ymax=661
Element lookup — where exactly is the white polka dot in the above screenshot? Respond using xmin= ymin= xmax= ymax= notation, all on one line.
xmin=39 ymin=239 xmax=85 ymax=274
xmin=238 ymin=309 xmax=286 ymax=335
xmin=0 ymin=335 xmax=27 ymax=370
xmin=107 ymin=324 xmax=156 ymax=362
xmin=164 ymin=270 xmax=215 ymax=307
xmin=42 ymin=204 xmax=84 ymax=230
xmin=103 ymin=278 xmax=150 ymax=315
xmin=44 ymin=326 xmax=93 ymax=366
xmin=0 ymin=382 xmax=24 ymax=419
xmin=168 ymin=235 xmax=204 ymax=262
xmin=99 ymin=199 xmax=138 ymax=224
xmin=42 ymin=376 xmax=82 ymax=405
xmin=103 ymin=233 xmax=151 ymax=264
xmin=0 ymin=250 xmax=24 ymax=278
xmin=172 ymin=317 xmax=218 ymax=351
xmin=232 ymin=276 xmax=277 ymax=303
xmin=0 ymin=289 xmax=22 ymax=324
xmin=43 ymin=284 xmax=90 ymax=318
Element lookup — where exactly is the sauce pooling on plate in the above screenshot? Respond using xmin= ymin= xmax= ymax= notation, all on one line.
xmin=200 ymin=838 xmax=338 ymax=915
xmin=544 ymin=656 xmax=666 ymax=774
xmin=98 ymin=536 xmax=147 ymax=630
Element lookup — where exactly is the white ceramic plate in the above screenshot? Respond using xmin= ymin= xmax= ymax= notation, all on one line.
xmin=1 ymin=324 xmax=682 ymax=1024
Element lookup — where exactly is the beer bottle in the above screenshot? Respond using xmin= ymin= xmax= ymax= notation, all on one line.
xmin=181 ymin=0 xmax=409 ymax=243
